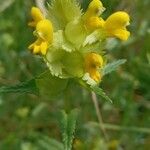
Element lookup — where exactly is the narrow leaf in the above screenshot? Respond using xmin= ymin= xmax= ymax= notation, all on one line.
xmin=102 ymin=59 xmax=126 ymax=76
xmin=67 ymin=109 xmax=78 ymax=150
xmin=59 ymin=109 xmax=78 ymax=150
xmin=91 ymin=86 xmax=113 ymax=103
xmin=0 ymin=79 xmax=38 ymax=94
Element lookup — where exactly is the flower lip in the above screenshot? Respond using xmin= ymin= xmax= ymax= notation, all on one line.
xmin=104 ymin=11 xmax=130 ymax=41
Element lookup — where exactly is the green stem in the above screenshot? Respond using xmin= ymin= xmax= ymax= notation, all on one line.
xmin=90 ymin=122 xmax=150 ymax=134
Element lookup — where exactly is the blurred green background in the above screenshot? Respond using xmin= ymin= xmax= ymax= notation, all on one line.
xmin=0 ymin=0 xmax=150 ymax=149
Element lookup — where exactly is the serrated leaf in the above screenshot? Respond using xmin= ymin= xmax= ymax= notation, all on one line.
xmin=67 ymin=109 xmax=78 ymax=150
xmin=0 ymin=70 xmax=68 ymax=98
xmin=0 ymin=79 xmax=38 ymax=94
xmin=91 ymin=86 xmax=112 ymax=103
xmin=36 ymin=70 xmax=68 ymax=98
xmin=59 ymin=109 xmax=78 ymax=150
xmin=102 ymin=59 xmax=127 ymax=76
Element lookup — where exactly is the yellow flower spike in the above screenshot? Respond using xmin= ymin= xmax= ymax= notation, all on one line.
xmin=28 ymin=7 xmax=44 ymax=27
xmin=83 ymin=0 xmax=105 ymax=32
xmin=84 ymin=53 xmax=103 ymax=82
xmin=28 ymin=19 xmax=53 ymax=55
xmin=104 ymin=11 xmax=130 ymax=41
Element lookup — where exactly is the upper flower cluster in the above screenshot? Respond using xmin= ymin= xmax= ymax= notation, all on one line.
xmin=28 ymin=0 xmax=130 ymax=85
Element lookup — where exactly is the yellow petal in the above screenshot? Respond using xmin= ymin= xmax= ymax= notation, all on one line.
xmin=84 ymin=53 xmax=103 ymax=82
xmin=105 ymin=11 xmax=130 ymax=29
xmin=85 ymin=53 xmax=103 ymax=69
xmin=33 ymin=45 xmax=40 ymax=54
xmin=90 ymin=70 xmax=101 ymax=82
xmin=83 ymin=0 xmax=105 ymax=31
xmin=28 ymin=7 xmax=44 ymax=27
xmin=40 ymin=42 xmax=48 ymax=55
xmin=36 ymin=19 xmax=53 ymax=43
xmin=113 ymin=29 xmax=130 ymax=41
xmin=87 ymin=0 xmax=104 ymax=16
xmin=31 ymin=7 xmax=44 ymax=21
xmin=85 ymin=17 xmax=105 ymax=31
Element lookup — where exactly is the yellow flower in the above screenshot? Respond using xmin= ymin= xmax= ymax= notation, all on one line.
xmin=104 ymin=11 xmax=130 ymax=41
xmin=28 ymin=19 xmax=53 ymax=55
xmin=36 ymin=19 xmax=53 ymax=42
xmin=83 ymin=0 xmax=105 ymax=32
xmin=84 ymin=53 xmax=103 ymax=82
xmin=28 ymin=7 xmax=44 ymax=27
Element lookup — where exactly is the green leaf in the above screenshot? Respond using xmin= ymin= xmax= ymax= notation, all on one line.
xmin=36 ymin=70 xmax=68 ymax=98
xmin=65 ymin=19 xmax=87 ymax=49
xmin=59 ymin=109 xmax=78 ymax=150
xmin=102 ymin=59 xmax=127 ymax=76
xmin=77 ymin=78 xmax=112 ymax=103
xmin=0 ymin=71 xmax=68 ymax=98
xmin=0 ymin=79 xmax=38 ymax=94
xmin=62 ymin=51 xmax=84 ymax=78
xmin=91 ymin=86 xmax=113 ymax=103
xmin=48 ymin=0 xmax=82 ymax=30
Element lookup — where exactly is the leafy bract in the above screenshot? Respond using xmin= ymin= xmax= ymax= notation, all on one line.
xmin=36 ymin=71 xmax=68 ymax=98
xmin=48 ymin=0 xmax=82 ymax=30
xmin=65 ymin=19 xmax=87 ymax=49
xmin=62 ymin=51 xmax=84 ymax=78
xmin=53 ymin=30 xmax=75 ymax=52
